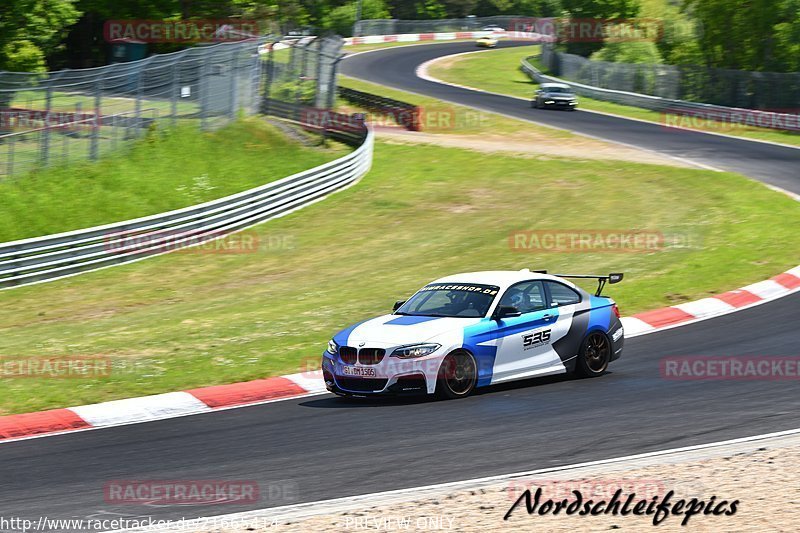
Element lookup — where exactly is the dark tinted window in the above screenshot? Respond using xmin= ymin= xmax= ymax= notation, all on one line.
xmin=546 ymin=281 xmax=581 ymax=306
xmin=499 ymin=281 xmax=546 ymax=314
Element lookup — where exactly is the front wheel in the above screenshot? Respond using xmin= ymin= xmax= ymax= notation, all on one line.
xmin=574 ymin=331 xmax=610 ymax=377
xmin=436 ymin=351 xmax=477 ymax=399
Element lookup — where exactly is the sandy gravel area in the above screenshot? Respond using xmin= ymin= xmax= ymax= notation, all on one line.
xmin=185 ymin=434 xmax=799 ymax=533
xmin=373 ymin=127 xmax=694 ymax=167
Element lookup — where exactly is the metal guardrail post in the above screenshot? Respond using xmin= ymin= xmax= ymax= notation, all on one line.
xmin=41 ymin=85 xmax=52 ymax=166
xmin=170 ymin=54 xmax=179 ymax=127
xmin=229 ymin=49 xmax=239 ymax=121
xmin=91 ymin=77 xmax=101 ymax=160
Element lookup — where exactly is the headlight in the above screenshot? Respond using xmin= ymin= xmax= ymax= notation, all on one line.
xmin=390 ymin=343 xmax=441 ymax=359
xmin=326 ymin=339 xmax=339 ymax=355
xmin=544 ymin=100 xmax=554 ymax=104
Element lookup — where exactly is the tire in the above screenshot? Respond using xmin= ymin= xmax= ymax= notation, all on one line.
xmin=532 ymin=100 xmax=539 ymax=108
xmin=574 ymin=331 xmax=611 ymax=377
xmin=436 ymin=351 xmax=478 ymax=399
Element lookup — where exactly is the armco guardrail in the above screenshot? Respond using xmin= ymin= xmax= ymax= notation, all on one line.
xmin=338 ymin=87 xmax=420 ymax=131
xmin=0 ymin=114 xmax=372 ymax=290
xmin=521 ymin=56 xmax=800 ymax=132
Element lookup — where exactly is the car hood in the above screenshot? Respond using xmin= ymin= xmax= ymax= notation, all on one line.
xmin=335 ymin=314 xmax=484 ymax=347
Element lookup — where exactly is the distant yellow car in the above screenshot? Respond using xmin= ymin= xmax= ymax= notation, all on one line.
xmin=475 ymin=35 xmax=498 ymax=48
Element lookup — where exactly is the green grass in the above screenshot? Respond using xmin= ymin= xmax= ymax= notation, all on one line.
xmin=0 ymin=139 xmax=797 ymax=414
xmin=0 ymin=119 xmax=346 ymax=242
xmin=426 ymin=45 xmax=800 ymax=147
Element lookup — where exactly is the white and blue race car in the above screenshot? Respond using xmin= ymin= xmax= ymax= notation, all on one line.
xmin=322 ymin=269 xmax=624 ymax=399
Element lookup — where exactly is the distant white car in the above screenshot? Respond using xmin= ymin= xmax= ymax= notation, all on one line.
xmin=532 ymin=82 xmax=579 ymax=110
xmin=476 ymin=35 xmax=499 ymax=48
xmin=322 ymin=269 xmax=624 ymax=399
xmin=481 ymin=25 xmax=506 ymax=32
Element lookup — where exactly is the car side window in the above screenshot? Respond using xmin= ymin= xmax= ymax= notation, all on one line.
xmin=545 ymin=281 xmax=581 ymax=307
xmin=498 ymin=281 xmax=547 ymax=314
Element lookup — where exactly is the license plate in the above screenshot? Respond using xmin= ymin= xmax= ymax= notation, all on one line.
xmin=342 ymin=365 xmax=376 ymax=377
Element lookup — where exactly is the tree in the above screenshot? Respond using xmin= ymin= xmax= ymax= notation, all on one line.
xmin=0 ymin=0 xmax=81 ymax=71
xmin=558 ymin=0 xmax=640 ymax=57
xmin=322 ymin=0 xmax=390 ymax=36
xmin=684 ymin=0 xmax=800 ymax=72
xmin=591 ymin=40 xmax=662 ymax=64
xmin=416 ymin=0 xmax=448 ymax=19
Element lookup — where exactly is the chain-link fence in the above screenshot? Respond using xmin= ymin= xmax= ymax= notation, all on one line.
xmin=260 ymin=35 xmax=343 ymax=111
xmin=0 ymin=39 xmax=266 ymax=179
xmin=541 ymin=46 xmax=800 ymax=111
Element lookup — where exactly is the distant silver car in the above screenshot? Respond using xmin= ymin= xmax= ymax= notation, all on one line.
xmin=532 ymin=83 xmax=578 ymax=111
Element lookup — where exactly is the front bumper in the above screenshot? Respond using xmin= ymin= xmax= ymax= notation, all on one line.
xmin=322 ymin=350 xmax=444 ymax=396
xmin=542 ymin=99 xmax=577 ymax=109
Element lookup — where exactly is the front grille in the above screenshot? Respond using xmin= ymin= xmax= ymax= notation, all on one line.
xmin=339 ymin=346 xmax=357 ymax=364
xmin=335 ymin=376 xmax=388 ymax=392
xmin=358 ymin=348 xmax=385 ymax=365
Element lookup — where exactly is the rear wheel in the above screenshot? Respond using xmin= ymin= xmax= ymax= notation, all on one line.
xmin=575 ymin=331 xmax=610 ymax=377
xmin=436 ymin=351 xmax=477 ymax=399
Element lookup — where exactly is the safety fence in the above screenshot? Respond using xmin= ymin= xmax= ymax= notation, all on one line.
xmin=0 ymin=39 xmax=267 ymax=178
xmin=0 ymin=110 xmax=372 ymax=290
xmin=522 ymin=55 xmax=800 ymax=132
xmin=540 ymin=46 xmax=800 ymax=112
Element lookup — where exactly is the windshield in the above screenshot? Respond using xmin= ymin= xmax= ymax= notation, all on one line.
xmin=396 ymin=283 xmax=500 ymax=318
xmin=544 ymin=86 xmax=570 ymax=93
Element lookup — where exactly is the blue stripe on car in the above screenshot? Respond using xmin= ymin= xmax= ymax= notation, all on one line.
xmin=384 ymin=315 xmax=443 ymax=326
xmin=587 ymin=296 xmax=612 ymax=334
xmin=462 ymin=309 xmax=561 ymax=388
xmin=333 ymin=319 xmax=370 ymax=346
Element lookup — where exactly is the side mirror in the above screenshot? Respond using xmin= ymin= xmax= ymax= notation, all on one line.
xmin=494 ymin=305 xmax=522 ymax=320
xmin=393 ymin=300 xmax=406 ymax=312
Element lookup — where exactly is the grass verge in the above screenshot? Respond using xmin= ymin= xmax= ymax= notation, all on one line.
xmin=425 ymin=45 xmax=800 ymax=147
xmin=0 ymin=138 xmax=797 ymax=414
xmin=0 ymin=118 xmax=347 ymax=242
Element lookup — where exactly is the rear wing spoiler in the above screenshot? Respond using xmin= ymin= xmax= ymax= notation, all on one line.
xmin=533 ymin=271 xmax=624 ymax=296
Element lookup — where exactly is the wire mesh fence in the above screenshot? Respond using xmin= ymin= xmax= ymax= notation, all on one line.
xmin=541 ymin=46 xmax=800 ymax=111
xmin=0 ymin=39 xmax=266 ymax=179
xmin=260 ymin=35 xmax=343 ymax=111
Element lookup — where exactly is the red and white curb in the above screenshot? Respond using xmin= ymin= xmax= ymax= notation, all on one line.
xmin=260 ymin=30 xmax=546 ymax=53
xmin=343 ymin=30 xmax=548 ymax=46
xmin=1 ymin=265 xmax=798 ymax=444
xmin=621 ymin=265 xmax=800 ymax=336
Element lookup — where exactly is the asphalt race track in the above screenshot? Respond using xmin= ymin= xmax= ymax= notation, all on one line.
xmin=341 ymin=41 xmax=800 ymax=195
xmin=1 ymin=42 xmax=799 ymax=531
